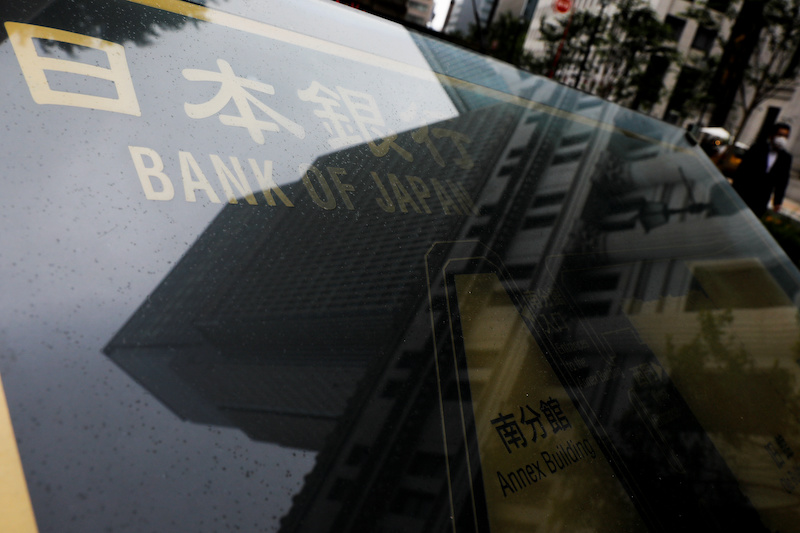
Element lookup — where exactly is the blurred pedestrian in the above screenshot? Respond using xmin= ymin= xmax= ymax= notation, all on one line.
xmin=732 ymin=122 xmax=793 ymax=217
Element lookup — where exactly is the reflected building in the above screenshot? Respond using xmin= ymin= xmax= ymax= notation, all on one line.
xmin=104 ymin=99 xmax=523 ymax=450
xmin=101 ymin=28 xmax=797 ymax=530
xmin=277 ymin=91 xmax=774 ymax=532
xmin=104 ymin=68 xmax=781 ymax=530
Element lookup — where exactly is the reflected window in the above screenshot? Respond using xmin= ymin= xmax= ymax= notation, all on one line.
xmin=390 ymin=489 xmax=435 ymax=516
xmin=706 ymin=0 xmax=732 ymax=12
xmin=665 ymin=15 xmax=686 ymax=42
xmin=691 ymin=26 xmax=717 ymax=52
xmin=407 ymin=452 xmax=443 ymax=477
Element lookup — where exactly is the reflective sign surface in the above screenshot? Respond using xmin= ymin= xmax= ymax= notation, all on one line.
xmin=2 ymin=1 xmax=800 ymax=531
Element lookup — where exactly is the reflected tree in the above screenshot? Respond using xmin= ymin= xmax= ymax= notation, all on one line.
xmin=536 ymin=0 xmax=677 ymax=107
xmin=2 ymin=0 xmax=222 ymax=50
xmin=450 ymin=12 xmax=536 ymax=69
xmin=537 ymin=10 xmax=605 ymax=80
xmin=666 ymin=310 xmax=799 ymax=444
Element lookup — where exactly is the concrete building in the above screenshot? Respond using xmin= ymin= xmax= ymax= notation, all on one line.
xmin=444 ymin=0 xmax=536 ymax=35
xmin=405 ymin=0 xmax=436 ymax=25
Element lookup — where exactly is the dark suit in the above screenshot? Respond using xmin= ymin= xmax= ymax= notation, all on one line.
xmin=732 ymin=142 xmax=792 ymax=217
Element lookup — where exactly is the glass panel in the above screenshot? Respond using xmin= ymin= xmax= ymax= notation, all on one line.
xmin=2 ymin=1 xmax=800 ymax=532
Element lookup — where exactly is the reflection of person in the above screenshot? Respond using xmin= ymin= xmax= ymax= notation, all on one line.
xmin=732 ymin=123 xmax=793 ymax=217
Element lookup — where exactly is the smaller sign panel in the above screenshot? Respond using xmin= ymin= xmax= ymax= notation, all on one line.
xmin=453 ymin=273 xmax=645 ymax=532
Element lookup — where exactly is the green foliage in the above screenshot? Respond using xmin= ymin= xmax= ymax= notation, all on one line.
xmin=665 ymin=309 xmax=799 ymax=444
xmin=668 ymin=55 xmax=719 ymax=122
xmin=456 ymin=12 xmax=536 ymax=69
xmin=666 ymin=310 xmax=751 ymax=378
xmin=476 ymin=12 xmax=537 ymax=67
xmin=723 ymin=0 xmax=800 ymax=141
xmin=680 ymin=4 xmax=720 ymax=31
xmin=537 ymin=10 xmax=606 ymax=76
xmin=601 ymin=0 xmax=680 ymax=103
xmin=534 ymin=0 xmax=678 ymax=107
xmin=763 ymin=213 xmax=800 ymax=267
xmin=444 ymin=0 xmax=800 ymax=127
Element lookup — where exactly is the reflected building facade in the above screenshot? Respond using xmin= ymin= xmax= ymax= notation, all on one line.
xmin=104 ymin=97 xmax=521 ymax=450
xmin=103 ymin=45 xmax=793 ymax=531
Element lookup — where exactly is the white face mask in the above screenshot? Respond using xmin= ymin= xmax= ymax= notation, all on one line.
xmin=773 ymin=135 xmax=789 ymax=151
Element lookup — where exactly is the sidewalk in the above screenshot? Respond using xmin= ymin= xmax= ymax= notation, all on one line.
xmin=780 ymin=197 xmax=800 ymax=221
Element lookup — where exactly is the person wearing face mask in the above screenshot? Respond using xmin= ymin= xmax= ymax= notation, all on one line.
xmin=732 ymin=122 xmax=793 ymax=217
